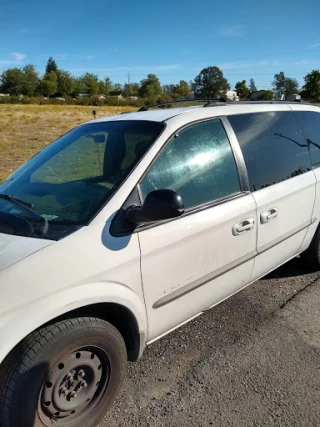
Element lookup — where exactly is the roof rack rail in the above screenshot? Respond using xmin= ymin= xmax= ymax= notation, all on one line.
xmin=138 ymin=97 xmax=228 ymax=112
xmin=222 ymin=100 xmax=307 ymax=105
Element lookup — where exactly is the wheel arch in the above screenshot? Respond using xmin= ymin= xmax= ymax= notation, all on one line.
xmin=49 ymin=302 xmax=146 ymax=362
xmin=0 ymin=283 xmax=148 ymax=364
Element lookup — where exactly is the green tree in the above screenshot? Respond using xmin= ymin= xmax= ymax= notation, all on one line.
xmin=272 ymin=71 xmax=299 ymax=98
xmin=45 ymin=57 xmax=58 ymax=74
xmin=124 ymin=82 xmax=140 ymax=96
xmin=173 ymin=80 xmax=190 ymax=98
xmin=249 ymin=78 xmax=257 ymax=93
xmin=139 ymin=74 xmax=162 ymax=102
xmin=112 ymin=83 xmax=123 ymax=91
xmin=39 ymin=71 xmax=58 ymax=97
xmin=235 ymin=80 xmax=250 ymax=99
xmin=301 ymin=70 xmax=320 ymax=101
xmin=162 ymin=84 xmax=175 ymax=94
xmin=162 ymin=82 xmax=190 ymax=98
xmin=99 ymin=77 xmax=113 ymax=95
xmin=22 ymin=64 xmax=40 ymax=96
xmin=192 ymin=66 xmax=230 ymax=98
xmin=79 ymin=73 xmax=99 ymax=96
xmin=272 ymin=72 xmax=286 ymax=97
xmin=158 ymin=92 xmax=173 ymax=103
xmin=285 ymin=77 xmax=300 ymax=96
xmin=71 ymin=77 xmax=82 ymax=98
xmin=56 ymin=70 xmax=75 ymax=96
xmin=98 ymin=80 xmax=106 ymax=95
xmin=0 ymin=68 xmax=26 ymax=95
xmin=259 ymin=90 xmax=274 ymax=100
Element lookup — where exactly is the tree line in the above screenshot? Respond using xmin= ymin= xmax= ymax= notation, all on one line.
xmin=0 ymin=57 xmax=320 ymax=104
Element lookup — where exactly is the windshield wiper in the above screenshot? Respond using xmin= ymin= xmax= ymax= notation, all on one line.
xmin=0 ymin=193 xmax=34 ymax=208
xmin=0 ymin=193 xmax=48 ymax=235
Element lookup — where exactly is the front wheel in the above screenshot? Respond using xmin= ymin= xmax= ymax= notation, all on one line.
xmin=0 ymin=317 xmax=127 ymax=427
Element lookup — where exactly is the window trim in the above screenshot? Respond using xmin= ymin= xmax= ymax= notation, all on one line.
xmin=88 ymin=120 xmax=167 ymax=224
xmin=133 ymin=115 xmax=250 ymax=233
xmin=220 ymin=116 xmax=250 ymax=192
xmin=138 ymin=116 xmax=249 ymax=202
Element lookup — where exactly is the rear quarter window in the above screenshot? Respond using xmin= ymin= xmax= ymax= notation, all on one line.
xmin=294 ymin=111 xmax=320 ymax=167
xmin=228 ymin=111 xmax=311 ymax=191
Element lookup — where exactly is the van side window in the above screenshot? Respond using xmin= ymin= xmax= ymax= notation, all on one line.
xmin=299 ymin=111 xmax=320 ymax=167
xmin=228 ymin=112 xmax=311 ymax=191
xmin=139 ymin=119 xmax=240 ymax=210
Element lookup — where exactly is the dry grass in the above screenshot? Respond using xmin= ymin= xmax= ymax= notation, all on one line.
xmin=0 ymin=104 xmax=136 ymax=182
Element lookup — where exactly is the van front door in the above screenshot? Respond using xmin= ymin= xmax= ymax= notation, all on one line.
xmin=137 ymin=118 xmax=257 ymax=341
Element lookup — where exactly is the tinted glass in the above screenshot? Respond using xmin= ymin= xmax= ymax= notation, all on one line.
xmin=0 ymin=120 xmax=164 ymax=238
xmin=30 ymin=132 xmax=108 ymax=184
xmin=228 ymin=112 xmax=311 ymax=191
xmin=296 ymin=111 xmax=320 ymax=167
xmin=140 ymin=120 xmax=240 ymax=209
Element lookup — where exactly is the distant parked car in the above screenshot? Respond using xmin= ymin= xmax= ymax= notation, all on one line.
xmin=1 ymin=100 xmax=320 ymax=426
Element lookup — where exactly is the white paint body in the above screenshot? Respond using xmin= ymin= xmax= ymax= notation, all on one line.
xmin=0 ymin=102 xmax=320 ymax=364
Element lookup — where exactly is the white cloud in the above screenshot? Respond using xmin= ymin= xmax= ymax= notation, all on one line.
xmin=0 ymin=53 xmax=27 ymax=70
xmin=10 ymin=52 xmax=26 ymax=62
xmin=310 ymin=43 xmax=320 ymax=48
xmin=216 ymin=61 xmax=251 ymax=70
xmin=220 ymin=25 xmax=246 ymax=37
xmin=70 ymin=64 xmax=179 ymax=75
xmin=294 ymin=59 xmax=320 ymax=66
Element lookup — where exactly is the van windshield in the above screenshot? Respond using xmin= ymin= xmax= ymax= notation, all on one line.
xmin=0 ymin=120 xmax=164 ymax=239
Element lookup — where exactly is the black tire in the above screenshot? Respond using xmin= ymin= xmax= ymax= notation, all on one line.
xmin=0 ymin=317 xmax=127 ymax=427
xmin=300 ymin=226 xmax=320 ymax=271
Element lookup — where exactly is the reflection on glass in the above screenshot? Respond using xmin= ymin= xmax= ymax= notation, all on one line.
xmin=0 ymin=120 xmax=164 ymax=237
xmin=140 ymin=120 xmax=240 ymax=209
xmin=228 ymin=112 xmax=311 ymax=191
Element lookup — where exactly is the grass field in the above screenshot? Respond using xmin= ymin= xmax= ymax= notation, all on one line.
xmin=0 ymin=104 xmax=136 ymax=182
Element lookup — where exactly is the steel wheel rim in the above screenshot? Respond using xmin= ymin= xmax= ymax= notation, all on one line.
xmin=38 ymin=346 xmax=110 ymax=426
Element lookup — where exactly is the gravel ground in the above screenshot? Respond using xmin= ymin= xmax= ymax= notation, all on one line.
xmin=100 ymin=258 xmax=320 ymax=427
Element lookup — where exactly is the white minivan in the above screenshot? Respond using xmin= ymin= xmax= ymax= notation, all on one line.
xmin=0 ymin=100 xmax=320 ymax=427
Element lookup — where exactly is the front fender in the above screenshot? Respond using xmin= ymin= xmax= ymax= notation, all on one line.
xmin=0 ymin=281 xmax=147 ymax=364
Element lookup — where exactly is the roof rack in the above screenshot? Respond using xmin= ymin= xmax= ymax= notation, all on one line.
xmin=138 ymin=97 xmax=228 ymax=112
xmin=137 ymin=98 xmax=309 ymax=112
xmin=219 ymin=100 xmax=307 ymax=105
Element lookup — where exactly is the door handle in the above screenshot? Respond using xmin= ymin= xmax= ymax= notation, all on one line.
xmin=232 ymin=218 xmax=255 ymax=236
xmin=260 ymin=208 xmax=278 ymax=224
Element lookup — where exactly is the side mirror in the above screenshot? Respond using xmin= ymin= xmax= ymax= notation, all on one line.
xmin=126 ymin=189 xmax=184 ymax=225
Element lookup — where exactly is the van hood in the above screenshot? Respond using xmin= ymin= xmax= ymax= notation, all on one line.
xmin=0 ymin=233 xmax=53 ymax=272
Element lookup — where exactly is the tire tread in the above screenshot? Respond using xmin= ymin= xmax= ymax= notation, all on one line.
xmin=0 ymin=317 xmax=126 ymax=427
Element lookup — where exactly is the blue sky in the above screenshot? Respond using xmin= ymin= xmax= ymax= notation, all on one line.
xmin=1 ymin=0 xmax=320 ymax=90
